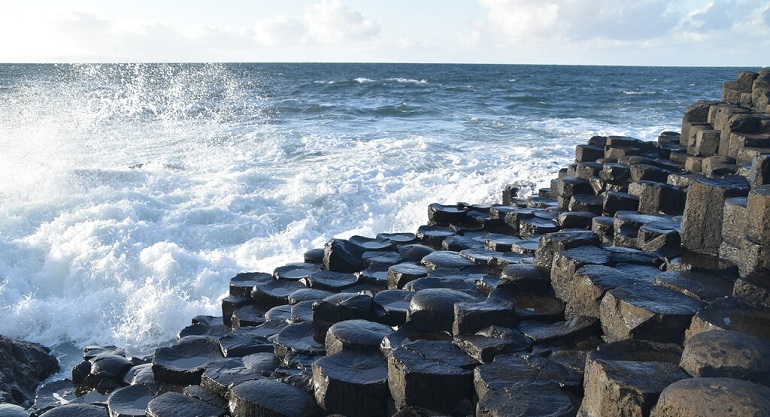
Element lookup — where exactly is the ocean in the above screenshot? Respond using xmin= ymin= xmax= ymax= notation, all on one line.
xmin=0 ymin=63 xmax=744 ymax=369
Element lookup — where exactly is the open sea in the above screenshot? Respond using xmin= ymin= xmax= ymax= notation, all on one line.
xmin=0 ymin=63 xmax=746 ymax=369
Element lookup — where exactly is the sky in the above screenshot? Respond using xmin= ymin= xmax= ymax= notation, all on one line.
xmin=1 ymin=0 xmax=768 ymax=66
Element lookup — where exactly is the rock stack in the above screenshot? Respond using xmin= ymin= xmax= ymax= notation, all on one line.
xmin=20 ymin=69 xmax=770 ymax=417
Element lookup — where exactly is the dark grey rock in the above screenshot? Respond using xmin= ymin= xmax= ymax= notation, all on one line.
xmin=312 ymin=351 xmax=389 ymax=417
xmin=407 ymin=288 xmax=478 ymax=332
xmin=323 ymin=238 xmax=365 ymax=273
xmin=747 ymin=185 xmax=770 ymax=245
xmin=290 ymin=300 xmax=315 ymax=323
xmin=680 ymin=329 xmax=770 ymax=386
xmin=272 ymin=322 xmax=325 ymax=363
xmin=653 ymin=270 xmax=734 ymax=302
xmin=517 ymin=316 xmax=600 ymax=347
xmin=147 ymin=391 xmax=225 ymax=417
xmin=379 ymin=321 xmax=452 ymax=357
xmin=602 ymin=192 xmax=639 ymax=216
xmin=301 ymin=270 xmax=358 ymax=292
xmin=0 ymin=404 xmax=28 ymax=417
xmin=685 ymin=297 xmax=770 ymax=341
xmin=0 ymin=336 xmax=60 ymax=407
xmin=498 ymin=263 xmax=552 ymax=296
xmin=733 ymin=271 xmax=770 ymax=309
xmin=273 ymin=263 xmax=321 ymax=281
xmin=453 ymin=326 xmax=532 ymax=363
xmin=324 ymin=319 xmax=393 ymax=354
xmin=477 ymin=382 xmax=577 ymax=417
xmin=38 ymin=404 xmax=108 ymax=417
xmin=312 ymin=293 xmax=373 ymax=327
xmin=600 ymin=283 xmax=703 ymax=344
xmin=200 ymin=358 xmax=258 ymax=398
xmin=241 ymin=352 xmax=279 ymax=376
xmin=219 ymin=330 xmax=273 ymax=357
xmin=681 ymin=175 xmax=750 ymax=256
xmin=421 ymin=250 xmax=476 ymax=270
xmin=416 ymin=226 xmax=456 ymax=249
xmin=474 ymin=354 xmax=582 ymax=400
xmin=251 ymin=279 xmax=305 ymax=309
xmin=387 ymin=340 xmax=478 ymax=415
xmin=151 ymin=337 xmax=223 ymax=386
xmin=231 ymin=305 xmax=266 ymax=329
xmin=388 ymin=262 xmax=430 ymax=289
xmin=453 ymin=299 xmax=517 ymax=335
xmin=179 ymin=322 xmax=231 ymax=339
xmin=106 ymin=383 xmax=155 ymax=417
xmin=566 ymin=265 xmax=636 ymax=319
xmin=372 ymin=289 xmax=414 ymax=326
xmin=533 ymin=230 xmax=600 ymax=271
xmin=651 ymin=378 xmax=770 ymax=417
xmin=550 ymin=245 xmax=612 ymax=301
xmin=229 ymin=272 xmax=273 ymax=298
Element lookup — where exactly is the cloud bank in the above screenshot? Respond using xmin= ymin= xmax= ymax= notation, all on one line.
xmin=0 ymin=0 xmax=767 ymax=65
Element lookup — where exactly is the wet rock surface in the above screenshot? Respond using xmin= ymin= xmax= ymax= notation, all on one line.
xmin=0 ymin=336 xmax=60 ymax=407
xmin=33 ymin=70 xmax=770 ymax=417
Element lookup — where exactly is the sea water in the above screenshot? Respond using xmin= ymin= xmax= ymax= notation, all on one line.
xmin=0 ymin=63 xmax=743 ymax=369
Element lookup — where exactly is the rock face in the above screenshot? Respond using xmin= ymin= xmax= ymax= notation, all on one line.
xmin=0 ymin=336 xmax=60 ymax=407
xmin=36 ymin=69 xmax=770 ymax=417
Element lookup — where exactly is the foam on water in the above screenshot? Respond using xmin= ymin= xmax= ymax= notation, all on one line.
xmin=0 ymin=63 xmax=735 ymax=370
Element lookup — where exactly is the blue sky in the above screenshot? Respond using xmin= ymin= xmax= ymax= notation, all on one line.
xmin=2 ymin=0 xmax=769 ymax=65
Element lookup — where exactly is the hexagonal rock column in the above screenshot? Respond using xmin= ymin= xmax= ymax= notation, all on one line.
xmin=550 ymin=246 xmax=612 ymax=302
xmin=747 ymin=185 xmax=770 ymax=244
xmin=37 ymin=404 xmax=109 ymax=417
xmin=651 ymin=378 xmax=770 ymax=417
xmin=684 ymin=297 xmax=770 ymax=341
xmin=476 ymin=382 xmax=578 ymax=417
xmin=599 ymin=283 xmax=703 ymax=344
xmin=312 ymin=351 xmax=389 ymax=417
xmin=387 ymin=340 xmax=478 ymax=415
xmin=229 ymin=378 xmax=320 ymax=417
xmin=533 ymin=230 xmax=600 ymax=271
xmin=567 ymin=265 xmax=637 ymax=319
xmin=406 ymin=288 xmax=479 ymax=332
xmin=680 ymin=176 xmax=750 ymax=256
xmin=106 ymin=384 xmax=156 ymax=417
xmin=452 ymin=299 xmax=517 ymax=335
xmin=324 ymin=319 xmax=393 ymax=354
xmin=680 ymin=329 xmax=770 ymax=386
xmin=152 ymin=337 xmax=223 ymax=386
xmin=578 ymin=340 xmax=688 ymax=417
xmin=147 ymin=392 xmax=226 ymax=417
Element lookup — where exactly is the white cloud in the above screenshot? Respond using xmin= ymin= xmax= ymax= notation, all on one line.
xmin=477 ymin=0 xmax=676 ymax=42
xmin=304 ymin=0 xmax=380 ymax=43
xmin=253 ymin=16 xmax=307 ymax=46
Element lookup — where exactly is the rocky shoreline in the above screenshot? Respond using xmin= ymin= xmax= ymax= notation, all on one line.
xmin=3 ymin=69 xmax=770 ymax=416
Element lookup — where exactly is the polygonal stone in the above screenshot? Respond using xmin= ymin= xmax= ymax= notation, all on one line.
xmin=372 ymin=289 xmax=414 ymax=326
xmin=147 ymin=392 xmax=224 ymax=417
xmin=680 ymin=329 xmax=770 ymax=386
xmin=628 ymin=180 xmax=685 ymax=215
xmin=747 ymin=185 xmax=770 ymax=245
xmin=38 ymin=404 xmax=109 ymax=417
xmin=387 ymin=262 xmax=430 ymax=289
xmin=497 ymin=263 xmax=552 ymax=296
xmin=273 ymin=263 xmax=320 ymax=281
xmin=218 ymin=330 xmax=273 ymax=357
xmin=229 ymin=378 xmax=320 ymax=417
xmin=651 ymin=378 xmax=770 ymax=417
xmin=387 ymin=340 xmax=478 ymax=414
xmin=602 ymin=192 xmax=639 ymax=216
xmin=453 ymin=299 xmax=517 ymax=335
xmin=106 ymin=384 xmax=156 ymax=417
xmin=681 ymin=176 xmax=751 ymax=256
xmin=152 ymin=337 xmax=223 ymax=386
xmin=517 ymin=316 xmax=600 ymax=347
xmin=652 ymin=270 xmax=734 ymax=302
xmin=251 ymin=279 xmax=305 ymax=309
xmin=477 ymin=382 xmax=577 ymax=417
xmin=550 ymin=245 xmax=612 ymax=301
xmin=533 ymin=230 xmax=600 ymax=270
xmin=200 ymin=358 xmax=258 ymax=398
xmin=733 ymin=271 xmax=770 ymax=309
xmin=685 ymin=297 xmax=770 ymax=341
xmin=272 ymin=322 xmax=325 ymax=362
xmin=301 ymin=270 xmax=358 ymax=292
xmin=453 ymin=326 xmax=531 ymax=363
xmin=566 ymin=265 xmax=636 ymax=319
xmin=600 ymin=283 xmax=703 ymax=343
xmin=519 ymin=217 xmax=559 ymax=239
xmin=407 ymin=288 xmax=478 ymax=332
xmin=324 ymin=319 xmax=393 ymax=354
xmin=312 ymin=351 xmax=389 ymax=417
xmin=312 ymin=293 xmax=373 ymax=326
xmin=579 ymin=355 xmax=689 ymax=417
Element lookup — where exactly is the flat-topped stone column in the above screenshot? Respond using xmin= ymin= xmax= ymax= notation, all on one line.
xmin=680 ymin=175 xmax=750 ymax=256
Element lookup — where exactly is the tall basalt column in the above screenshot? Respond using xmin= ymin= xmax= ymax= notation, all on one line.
xmin=680 ymin=176 xmax=750 ymax=256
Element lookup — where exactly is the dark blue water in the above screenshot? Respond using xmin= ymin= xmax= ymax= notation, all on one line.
xmin=0 ymin=63 xmax=746 ymax=367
